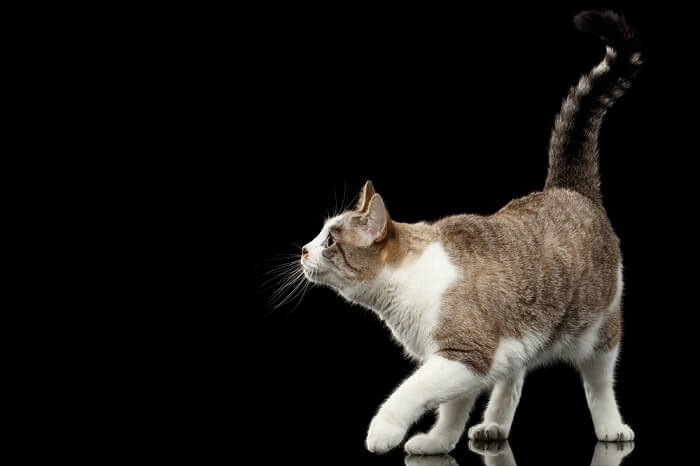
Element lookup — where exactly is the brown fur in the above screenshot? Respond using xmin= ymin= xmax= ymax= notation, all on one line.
xmin=434 ymin=189 xmax=620 ymax=374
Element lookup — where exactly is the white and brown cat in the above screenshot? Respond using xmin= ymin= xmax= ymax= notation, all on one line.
xmin=300 ymin=10 xmax=640 ymax=455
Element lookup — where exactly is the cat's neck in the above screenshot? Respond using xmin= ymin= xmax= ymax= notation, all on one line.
xmin=383 ymin=221 xmax=436 ymax=266
xmin=346 ymin=221 xmax=436 ymax=305
xmin=339 ymin=221 xmax=459 ymax=358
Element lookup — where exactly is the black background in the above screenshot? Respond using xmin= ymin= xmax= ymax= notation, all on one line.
xmin=236 ymin=3 xmax=691 ymax=465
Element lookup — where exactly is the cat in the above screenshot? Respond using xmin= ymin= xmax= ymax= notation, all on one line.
xmin=299 ymin=10 xmax=641 ymax=455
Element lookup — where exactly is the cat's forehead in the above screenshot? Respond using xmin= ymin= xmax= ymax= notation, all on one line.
xmin=325 ymin=211 xmax=362 ymax=231
xmin=325 ymin=213 xmax=369 ymax=247
xmin=323 ymin=215 xmax=343 ymax=231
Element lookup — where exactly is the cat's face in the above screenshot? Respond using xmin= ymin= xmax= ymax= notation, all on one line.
xmin=301 ymin=181 xmax=391 ymax=291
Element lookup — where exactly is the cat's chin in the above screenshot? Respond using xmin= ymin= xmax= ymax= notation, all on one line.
xmin=302 ymin=266 xmax=328 ymax=285
xmin=301 ymin=269 xmax=317 ymax=282
xmin=303 ymin=268 xmax=348 ymax=292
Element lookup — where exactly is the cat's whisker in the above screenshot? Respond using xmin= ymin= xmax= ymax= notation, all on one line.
xmin=279 ymin=278 xmax=309 ymax=309
xmin=260 ymin=253 xmax=301 ymax=262
xmin=333 ymin=185 xmax=339 ymax=218
xmin=290 ymin=279 xmax=314 ymax=312
xmin=342 ymin=188 xmax=359 ymax=213
xmin=341 ymin=180 xmax=347 ymax=214
xmin=261 ymin=261 xmax=300 ymax=275
xmin=268 ymin=282 xmax=303 ymax=308
xmin=258 ymin=253 xmax=303 ymax=285
xmin=258 ymin=261 xmax=301 ymax=287
xmin=268 ymin=264 xmax=301 ymax=285
xmin=258 ymin=269 xmax=301 ymax=290
xmin=261 ymin=258 xmax=300 ymax=267
xmin=273 ymin=270 xmax=308 ymax=308
xmin=270 ymin=267 xmax=304 ymax=296
xmin=268 ymin=266 xmax=303 ymax=294
xmin=281 ymin=259 xmax=318 ymax=309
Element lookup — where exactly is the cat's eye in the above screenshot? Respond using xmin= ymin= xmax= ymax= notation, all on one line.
xmin=325 ymin=233 xmax=335 ymax=248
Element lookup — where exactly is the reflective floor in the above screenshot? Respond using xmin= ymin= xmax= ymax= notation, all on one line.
xmin=404 ymin=441 xmax=634 ymax=466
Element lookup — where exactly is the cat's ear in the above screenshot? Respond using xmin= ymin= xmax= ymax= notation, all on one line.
xmin=359 ymin=193 xmax=389 ymax=244
xmin=355 ymin=180 xmax=376 ymax=213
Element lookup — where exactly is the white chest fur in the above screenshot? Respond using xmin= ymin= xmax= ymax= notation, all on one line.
xmin=344 ymin=242 xmax=460 ymax=359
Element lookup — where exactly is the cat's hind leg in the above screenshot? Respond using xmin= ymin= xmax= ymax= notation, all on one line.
xmin=468 ymin=370 xmax=525 ymax=441
xmin=578 ymin=345 xmax=634 ymax=442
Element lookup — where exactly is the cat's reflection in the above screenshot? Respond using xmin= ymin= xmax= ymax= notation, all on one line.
xmin=590 ymin=441 xmax=635 ymax=466
xmin=404 ymin=441 xmax=634 ymax=466
xmin=405 ymin=454 xmax=460 ymax=466
xmin=468 ymin=440 xmax=516 ymax=466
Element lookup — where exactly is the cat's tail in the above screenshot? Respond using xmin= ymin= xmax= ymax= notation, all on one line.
xmin=544 ymin=10 xmax=642 ymax=204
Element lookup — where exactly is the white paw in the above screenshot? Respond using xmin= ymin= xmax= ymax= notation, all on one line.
xmin=468 ymin=422 xmax=509 ymax=441
xmin=404 ymin=432 xmax=457 ymax=455
xmin=405 ymin=454 xmax=460 ymax=466
xmin=366 ymin=415 xmax=407 ymax=454
xmin=468 ymin=439 xmax=512 ymax=457
xmin=595 ymin=423 xmax=635 ymax=442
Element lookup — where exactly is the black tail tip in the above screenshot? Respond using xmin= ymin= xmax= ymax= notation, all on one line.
xmin=573 ymin=10 xmax=637 ymax=47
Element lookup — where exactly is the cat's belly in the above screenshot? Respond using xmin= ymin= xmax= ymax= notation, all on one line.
xmin=487 ymin=264 xmax=622 ymax=379
xmin=489 ymin=314 xmax=608 ymax=379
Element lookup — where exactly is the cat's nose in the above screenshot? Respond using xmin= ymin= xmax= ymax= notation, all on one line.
xmin=302 ymin=246 xmax=309 ymax=257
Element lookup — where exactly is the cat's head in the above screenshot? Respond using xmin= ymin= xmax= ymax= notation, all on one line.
xmin=301 ymin=181 xmax=394 ymax=291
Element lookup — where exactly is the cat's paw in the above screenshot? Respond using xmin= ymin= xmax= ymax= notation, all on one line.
xmin=404 ymin=432 xmax=458 ymax=455
xmin=468 ymin=439 xmax=511 ymax=457
xmin=366 ymin=415 xmax=407 ymax=454
xmin=468 ymin=422 xmax=509 ymax=441
xmin=595 ymin=423 xmax=635 ymax=442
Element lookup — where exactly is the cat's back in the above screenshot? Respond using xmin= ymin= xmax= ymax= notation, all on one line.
xmin=496 ymin=188 xmax=619 ymax=251
xmin=436 ymin=188 xmax=619 ymax=263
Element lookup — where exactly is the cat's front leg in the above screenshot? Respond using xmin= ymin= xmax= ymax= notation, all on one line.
xmin=366 ymin=355 xmax=485 ymax=454
xmin=404 ymin=396 xmax=476 ymax=455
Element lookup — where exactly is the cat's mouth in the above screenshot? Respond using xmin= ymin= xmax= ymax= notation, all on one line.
xmin=301 ymin=260 xmax=325 ymax=282
xmin=301 ymin=260 xmax=316 ymax=280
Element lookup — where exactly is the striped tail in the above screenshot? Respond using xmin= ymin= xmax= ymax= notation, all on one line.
xmin=544 ymin=10 xmax=642 ymax=204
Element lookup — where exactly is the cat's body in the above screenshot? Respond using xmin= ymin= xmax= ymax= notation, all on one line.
xmin=341 ymin=189 xmax=620 ymax=369
xmin=299 ymin=10 xmax=640 ymax=455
